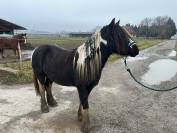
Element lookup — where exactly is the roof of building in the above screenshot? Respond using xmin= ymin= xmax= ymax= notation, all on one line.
xmin=0 ymin=19 xmax=26 ymax=32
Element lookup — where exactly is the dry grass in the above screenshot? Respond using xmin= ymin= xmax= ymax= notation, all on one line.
xmin=28 ymin=37 xmax=87 ymax=49
xmin=0 ymin=61 xmax=32 ymax=84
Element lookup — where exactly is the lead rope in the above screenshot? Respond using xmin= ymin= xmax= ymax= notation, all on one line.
xmin=123 ymin=57 xmax=177 ymax=91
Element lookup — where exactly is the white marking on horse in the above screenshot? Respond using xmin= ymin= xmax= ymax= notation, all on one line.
xmin=100 ymin=36 xmax=107 ymax=45
xmin=95 ymin=29 xmax=107 ymax=45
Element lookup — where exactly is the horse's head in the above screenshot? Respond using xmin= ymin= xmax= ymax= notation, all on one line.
xmin=100 ymin=19 xmax=139 ymax=57
xmin=13 ymin=33 xmax=27 ymax=44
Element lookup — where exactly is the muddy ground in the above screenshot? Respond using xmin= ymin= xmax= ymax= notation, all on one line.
xmin=0 ymin=40 xmax=177 ymax=133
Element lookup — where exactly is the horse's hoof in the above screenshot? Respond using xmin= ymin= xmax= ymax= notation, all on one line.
xmin=78 ymin=113 xmax=83 ymax=121
xmin=49 ymin=101 xmax=58 ymax=107
xmin=81 ymin=120 xmax=90 ymax=133
xmin=48 ymin=99 xmax=58 ymax=107
xmin=41 ymin=105 xmax=49 ymax=113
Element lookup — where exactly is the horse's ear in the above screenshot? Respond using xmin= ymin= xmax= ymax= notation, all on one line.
xmin=116 ymin=20 xmax=120 ymax=25
xmin=109 ymin=18 xmax=115 ymax=28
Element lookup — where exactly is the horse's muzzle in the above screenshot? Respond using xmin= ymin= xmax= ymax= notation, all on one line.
xmin=130 ymin=44 xmax=139 ymax=57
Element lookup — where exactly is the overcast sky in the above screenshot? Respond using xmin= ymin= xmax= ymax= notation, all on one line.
xmin=0 ymin=0 xmax=176 ymax=32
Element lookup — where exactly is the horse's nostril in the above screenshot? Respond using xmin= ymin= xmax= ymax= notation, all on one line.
xmin=130 ymin=45 xmax=139 ymax=57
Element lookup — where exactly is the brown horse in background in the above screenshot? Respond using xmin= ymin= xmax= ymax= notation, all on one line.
xmin=0 ymin=33 xmax=27 ymax=58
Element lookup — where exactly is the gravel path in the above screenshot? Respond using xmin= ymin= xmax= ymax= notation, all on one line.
xmin=0 ymin=40 xmax=177 ymax=133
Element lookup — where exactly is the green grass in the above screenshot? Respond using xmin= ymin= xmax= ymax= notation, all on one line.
xmin=0 ymin=61 xmax=32 ymax=84
xmin=0 ymin=37 xmax=163 ymax=84
xmin=135 ymin=38 xmax=162 ymax=50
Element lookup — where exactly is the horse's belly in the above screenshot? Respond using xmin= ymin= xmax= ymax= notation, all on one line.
xmin=46 ymin=68 xmax=75 ymax=86
xmin=54 ymin=80 xmax=74 ymax=86
xmin=53 ymin=76 xmax=75 ymax=86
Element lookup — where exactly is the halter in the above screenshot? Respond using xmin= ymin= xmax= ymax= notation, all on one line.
xmin=122 ymin=27 xmax=136 ymax=49
xmin=128 ymin=40 xmax=136 ymax=48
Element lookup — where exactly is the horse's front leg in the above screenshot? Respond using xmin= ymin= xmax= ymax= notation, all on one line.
xmin=77 ymin=86 xmax=91 ymax=131
xmin=78 ymin=99 xmax=90 ymax=123
xmin=78 ymin=103 xmax=83 ymax=121
xmin=78 ymin=88 xmax=90 ymax=123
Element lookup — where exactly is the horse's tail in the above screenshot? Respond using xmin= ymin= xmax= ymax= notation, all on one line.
xmin=33 ymin=71 xmax=40 ymax=96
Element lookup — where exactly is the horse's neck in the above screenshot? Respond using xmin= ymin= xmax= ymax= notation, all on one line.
xmin=100 ymin=43 xmax=113 ymax=68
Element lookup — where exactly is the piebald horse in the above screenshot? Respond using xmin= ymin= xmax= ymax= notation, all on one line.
xmin=32 ymin=19 xmax=139 ymax=125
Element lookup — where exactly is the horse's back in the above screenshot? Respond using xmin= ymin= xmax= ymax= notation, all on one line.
xmin=32 ymin=45 xmax=73 ymax=64
xmin=0 ymin=37 xmax=17 ymax=48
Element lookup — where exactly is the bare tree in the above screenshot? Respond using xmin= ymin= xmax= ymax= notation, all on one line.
xmin=139 ymin=17 xmax=152 ymax=37
xmin=136 ymin=16 xmax=176 ymax=39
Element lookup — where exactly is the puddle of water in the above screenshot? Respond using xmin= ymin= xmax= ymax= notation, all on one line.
xmin=126 ymin=56 xmax=148 ymax=62
xmin=141 ymin=59 xmax=177 ymax=85
xmin=168 ymin=50 xmax=177 ymax=57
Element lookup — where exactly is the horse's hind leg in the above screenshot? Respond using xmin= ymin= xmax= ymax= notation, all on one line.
xmin=45 ymin=79 xmax=57 ymax=107
xmin=14 ymin=49 xmax=17 ymax=56
xmin=38 ymin=80 xmax=49 ymax=113
xmin=1 ymin=49 xmax=5 ymax=58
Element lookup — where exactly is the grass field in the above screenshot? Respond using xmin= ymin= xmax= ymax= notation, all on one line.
xmin=0 ymin=61 xmax=32 ymax=84
xmin=0 ymin=37 xmax=163 ymax=84
xmin=28 ymin=37 xmax=87 ymax=49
